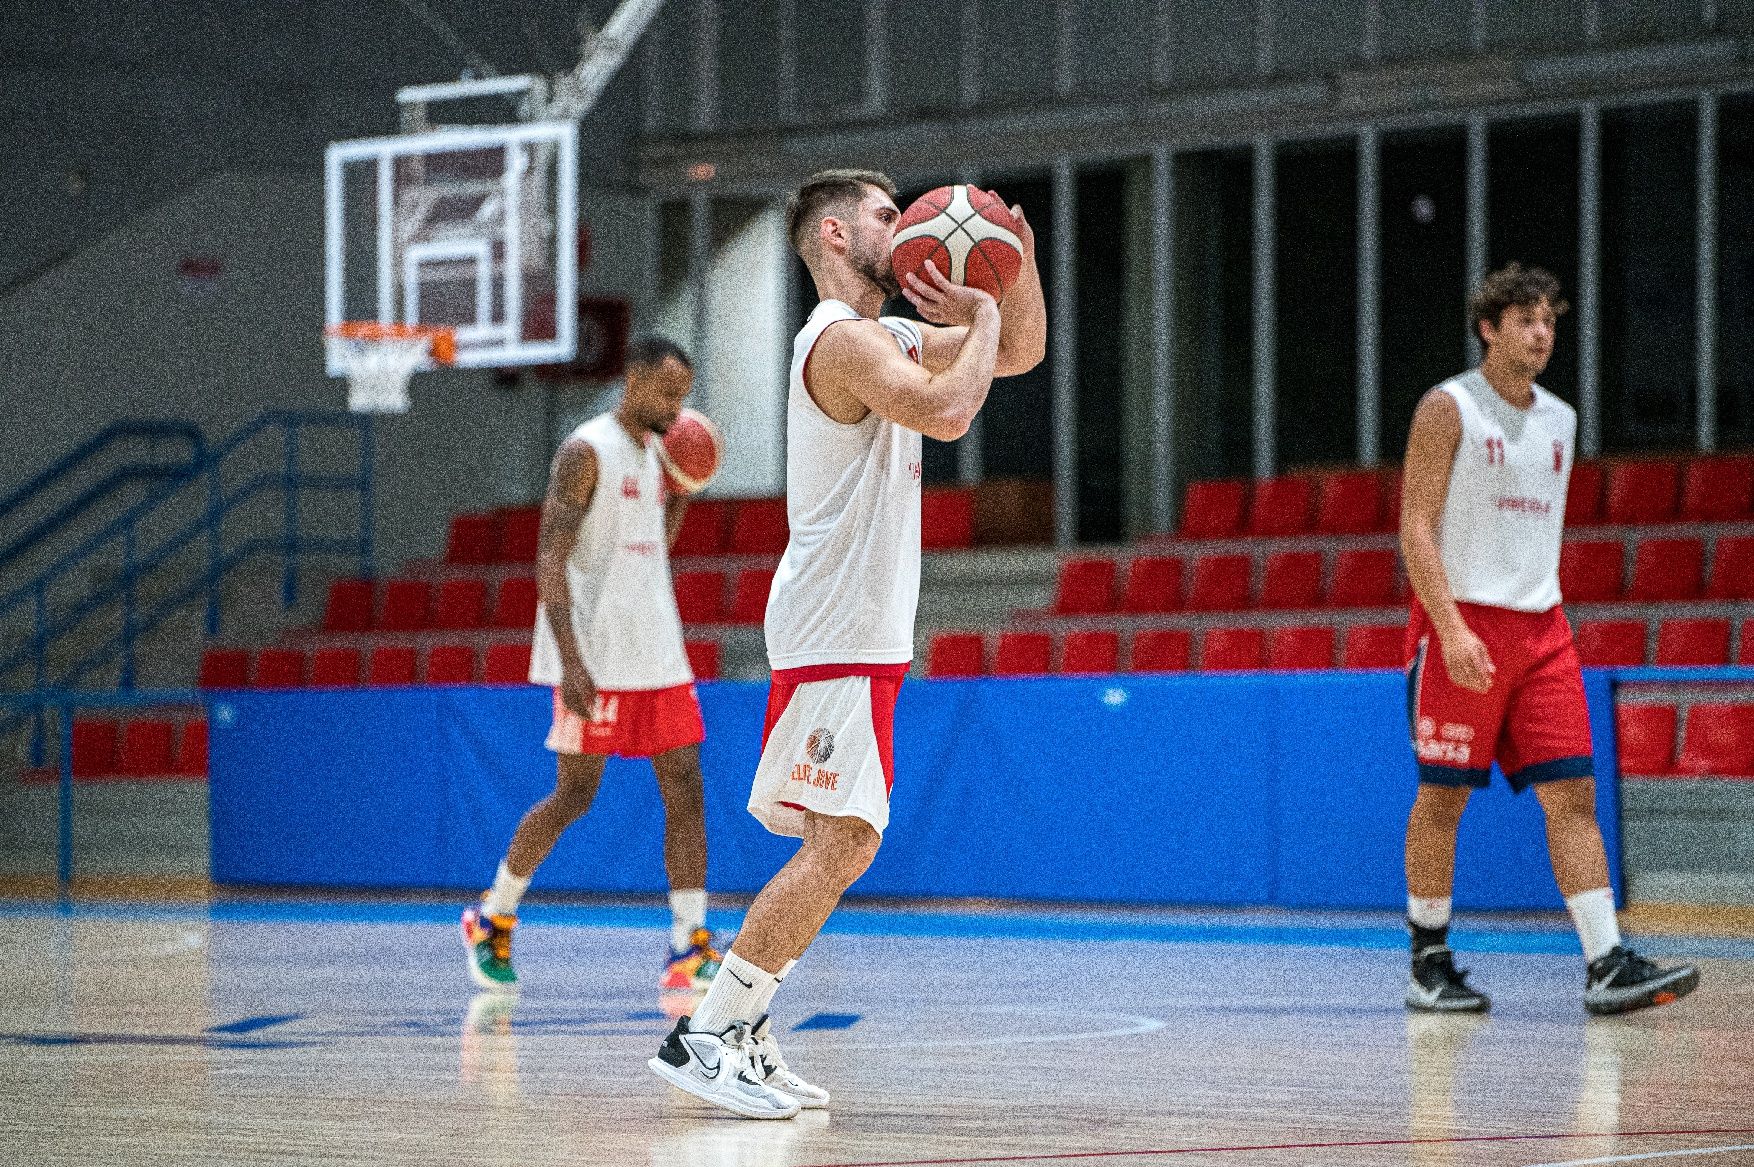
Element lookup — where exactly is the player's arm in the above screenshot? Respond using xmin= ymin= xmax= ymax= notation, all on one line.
xmin=663 ymin=493 xmax=689 ymax=548
xmin=1400 ymin=389 xmax=1495 ymax=694
xmin=914 ymin=199 xmax=1046 ymax=378
xmin=538 ymin=438 xmax=599 ymax=715
xmin=809 ymin=269 xmax=1002 ymax=442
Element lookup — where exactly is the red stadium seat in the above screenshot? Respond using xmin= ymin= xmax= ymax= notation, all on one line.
xmin=491 ymin=577 xmax=539 ymax=629
xmin=323 ymin=578 xmax=376 ymax=632
xmin=1565 ymin=462 xmax=1604 ymax=527
xmin=1315 ymin=471 xmax=1383 ymax=535
xmin=1559 ymin=541 xmax=1626 ymax=603
xmin=1674 ymin=704 xmax=1754 ymax=777
xmin=425 ymin=644 xmax=478 ymax=685
xmin=671 ymin=499 xmax=732 ymax=557
xmin=684 ymin=640 xmax=721 ymax=680
xmin=1743 ymin=620 xmax=1754 ymax=666
xmin=921 ymin=487 xmax=976 ymax=549
xmin=1246 ymin=476 xmax=1315 ymax=537
xmin=1616 ymin=704 xmax=1678 ymax=776
xmin=1201 ymin=627 xmax=1265 ymax=671
xmin=1342 ymin=624 xmax=1405 ymax=669
xmin=728 ymin=498 xmax=790 ymax=556
xmin=1130 ymin=629 xmax=1192 ymax=673
xmin=1327 ymin=550 xmax=1400 ymax=608
xmin=1178 ymin=480 xmax=1248 ymax=539
xmin=1654 ymin=618 xmax=1731 ymax=667
xmin=434 ymin=578 xmax=489 ymax=629
xmin=496 ymin=507 xmax=542 ymax=564
xmin=483 ymin=643 xmax=533 ymax=684
xmin=1627 ymin=538 xmax=1705 ymax=602
xmin=367 ymin=645 xmax=418 ymax=686
xmin=1706 ymin=537 xmax=1754 ymax=601
xmin=1604 ymin=460 xmax=1681 ymax=526
xmin=310 ymin=647 xmax=363 ymax=688
xmin=174 ymin=721 xmax=208 ymax=777
xmin=1186 ymin=554 xmax=1253 ymax=611
xmin=445 ymin=513 xmax=499 ymax=565
xmin=1053 ymin=558 xmax=1118 ymax=615
xmin=674 ymin=571 xmax=728 ymax=624
xmin=1268 ymin=625 xmax=1336 ymax=670
xmin=1680 ymin=456 xmax=1754 ymax=522
xmin=198 ymin=648 xmax=250 ymax=689
xmin=1060 ymin=630 xmax=1120 ymax=674
xmin=1120 ymin=556 xmax=1183 ymax=613
xmin=726 ymin=568 xmax=775 ymax=624
xmin=993 ymin=631 xmax=1053 ymax=676
xmin=71 ymin=719 xmax=120 ymax=778
xmin=252 ymin=648 xmax=307 ymax=689
xmin=119 ymin=720 xmax=176 ymax=777
xmin=1574 ymin=620 xmax=1648 ymax=667
xmin=1382 ymin=471 xmax=1404 ymax=532
xmin=1259 ymin=552 xmax=1323 ymax=609
xmin=927 ymin=632 xmax=985 ymax=678
xmin=379 ymin=579 xmax=433 ymax=631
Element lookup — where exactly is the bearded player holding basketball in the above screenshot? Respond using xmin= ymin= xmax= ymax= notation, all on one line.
xmin=647 ymin=169 xmax=1045 ymax=1118
xmin=462 ymin=336 xmax=726 ymax=995
xmin=1400 ymin=263 xmax=1698 ymax=1016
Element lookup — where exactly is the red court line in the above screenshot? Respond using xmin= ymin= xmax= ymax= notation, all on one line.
xmin=800 ymin=1128 xmax=1754 ymax=1167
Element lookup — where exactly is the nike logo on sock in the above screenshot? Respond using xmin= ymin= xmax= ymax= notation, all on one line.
xmin=728 ymin=969 xmax=754 ymax=989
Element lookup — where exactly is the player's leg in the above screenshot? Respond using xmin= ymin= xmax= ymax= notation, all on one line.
xmin=652 ymin=743 xmax=721 ymax=990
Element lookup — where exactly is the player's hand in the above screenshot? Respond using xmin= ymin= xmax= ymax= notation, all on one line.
xmin=560 ymin=670 xmax=598 ymax=719
xmin=1440 ymin=625 xmax=1496 ymax=694
xmin=997 ymin=195 xmax=1036 ymax=263
xmin=902 ymin=259 xmax=999 ymax=327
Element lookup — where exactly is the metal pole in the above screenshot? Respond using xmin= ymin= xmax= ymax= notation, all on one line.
xmin=1055 ymin=2 xmax=1077 ymax=97
xmin=1252 ymin=137 xmax=1277 ymax=479
xmin=283 ymin=422 xmax=299 ymax=609
xmin=206 ymin=458 xmax=223 ymax=634
xmin=958 ymin=0 xmax=980 ymax=108
xmin=692 ymin=0 xmax=718 ymax=132
xmin=864 ymin=0 xmax=888 ymax=115
xmin=359 ymin=417 xmax=376 ymax=579
xmin=689 ymin=193 xmax=712 ymax=413
xmin=58 ymin=698 xmax=74 ymax=899
xmin=121 ymin=527 xmax=136 ymax=690
xmin=776 ymin=0 xmax=798 ymax=119
xmin=1357 ymin=126 xmax=1382 ymax=467
xmin=1579 ymin=103 xmax=1603 ymax=457
xmin=1051 ymin=158 xmax=1079 ymax=546
xmin=31 ymin=585 xmax=47 ymax=768
xmin=1697 ymin=92 xmax=1719 ymax=453
xmin=1149 ymin=149 xmax=1177 ymax=532
xmin=1465 ymin=115 xmax=1489 ymax=366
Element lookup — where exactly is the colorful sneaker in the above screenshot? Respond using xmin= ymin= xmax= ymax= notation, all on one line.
xmin=662 ymin=927 xmax=723 ymax=991
xmin=748 ymin=1014 xmax=830 ymax=1108
xmin=1584 ymin=945 xmax=1699 ymax=1015
xmin=1406 ymin=945 xmax=1490 ymax=1013
xmin=648 ymin=1016 xmax=801 ymax=1120
xmin=461 ymin=904 xmax=518 ymax=993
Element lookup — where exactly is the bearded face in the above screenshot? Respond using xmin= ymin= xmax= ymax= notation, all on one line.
xmin=851 ymin=219 xmax=901 ymax=298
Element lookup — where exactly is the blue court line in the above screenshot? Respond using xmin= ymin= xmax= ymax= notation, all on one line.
xmin=794 ymin=1012 xmax=861 ymax=1031
xmin=206 ymin=1013 xmax=303 ymax=1035
xmin=0 ymin=1032 xmax=316 ymax=1050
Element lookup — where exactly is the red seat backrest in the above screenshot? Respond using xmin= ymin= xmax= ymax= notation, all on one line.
xmin=684 ymin=640 xmax=721 ymax=680
xmin=1674 ymin=704 xmax=1754 ymax=777
xmin=1574 ymin=620 xmax=1648 ymax=667
xmin=445 ymin=513 xmax=500 ymax=565
xmin=1565 ymin=462 xmax=1604 ymax=527
xmin=1603 ymin=460 xmax=1681 ymax=526
xmin=1627 ymin=538 xmax=1705 ymax=602
xmin=927 ymin=632 xmax=985 ymax=678
xmin=1558 ymin=541 xmax=1626 ymax=603
xmin=1120 ymin=556 xmax=1183 ymax=614
xmin=198 ymin=648 xmax=251 ymax=689
xmin=1654 ymin=618 xmax=1731 ymax=666
xmin=1315 ymin=470 xmax=1383 ymax=535
xmin=1053 ymin=558 xmax=1118 ymax=615
xmin=483 ymin=642 xmax=534 ymax=684
xmin=921 ymin=487 xmax=976 ymax=550
xmin=1246 ymin=476 xmax=1315 ymax=537
xmin=1259 ymin=552 xmax=1323 ymax=609
xmin=174 ymin=720 xmax=208 ymax=776
xmin=1679 ymin=456 xmax=1754 ymax=522
xmin=671 ymin=499 xmax=732 ymax=557
xmin=727 ymin=568 xmax=776 ymax=624
xmin=1706 ymin=536 xmax=1754 ymax=601
xmin=424 ymin=644 xmax=478 ymax=685
xmin=1201 ymin=627 xmax=1265 ymax=671
xmin=119 ymin=720 xmax=177 ymax=777
xmin=728 ymin=498 xmax=790 ymax=555
xmin=1616 ymin=704 xmax=1677 ymax=775
xmin=1060 ymin=630 xmax=1120 ymax=674
xmin=252 ymin=648 xmax=308 ymax=689
xmin=674 ymin=571 xmax=729 ymax=624
xmin=434 ymin=578 xmax=489 ymax=629
xmin=379 ymin=579 xmax=433 ymax=632
xmin=71 ymin=719 xmax=120 ymax=778
xmin=1178 ymin=480 xmax=1248 ymax=539
xmin=1186 ymin=554 xmax=1254 ymax=611
xmin=1328 ymin=549 xmax=1400 ymax=608
xmin=1130 ymin=629 xmax=1192 ymax=672
xmin=323 ymin=578 xmax=376 ymax=632
xmin=1341 ymin=624 xmax=1404 ymax=669
xmin=496 ymin=507 xmax=542 ymax=564
xmin=993 ymin=631 xmax=1053 ymax=676
xmin=1268 ymin=625 xmax=1336 ymax=670
xmin=367 ymin=645 xmax=419 ymax=686
xmin=491 ymin=577 xmax=539 ymax=629
xmin=310 ymin=647 xmax=363 ymax=688
xmin=1382 ymin=471 xmax=1404 ymax=533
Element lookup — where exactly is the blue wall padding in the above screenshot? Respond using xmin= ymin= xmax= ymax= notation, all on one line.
xmin=207 ymin=670 xmax=1620 ymax=910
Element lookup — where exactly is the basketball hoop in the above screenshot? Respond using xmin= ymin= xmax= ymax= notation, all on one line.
xmin=324 ymin=322 xmax=456 ymax=414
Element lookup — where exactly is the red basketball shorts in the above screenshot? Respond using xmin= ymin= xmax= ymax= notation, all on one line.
xmin=546 ymin=683 xmax=705 ymax=759
xmin=1405 ymin=601 xmax=1595 ymax=793
xmin=747 ymin=663 xmax=906 ymax=839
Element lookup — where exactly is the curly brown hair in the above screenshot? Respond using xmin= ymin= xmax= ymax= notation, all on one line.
xmin=1469 ymin=262 xmax=1570 ymax=333
xmin=785 ymin=168 xmax=897 ymax=257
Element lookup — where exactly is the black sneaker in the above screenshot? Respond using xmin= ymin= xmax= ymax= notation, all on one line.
xmin=1406 ymin=945 xmax=1491 ymax=1012
xmin=1583 ymin=945 xmax=1700 ymax=1016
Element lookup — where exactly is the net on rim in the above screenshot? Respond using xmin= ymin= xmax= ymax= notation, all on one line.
xmin=324 ymin=322 xmax=457 ymax=414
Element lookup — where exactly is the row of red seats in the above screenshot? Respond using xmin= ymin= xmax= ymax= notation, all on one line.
xmin=1575 ymin=618 xmax=1754 ymax=667
xmin=927 ymin=625 xmax=1408 ymax=677
xmin=70 ymin=718 xmax=207 ymax=779
xmin=1618 ymin=703 xmax=1754 ymax=777
xmin=1176 ymin=456 xmax=1754 ymax=540
xmin=1051 ymin=551 xmax=1408 ymax=614
xmin=324 ymin=577 xmax=538 ymax=633
xmin=200 ymin=641 xmax=723 ymax=689
xmin=676 ymin=568 xmax=774 ymax=625
xmin=1559 ymin=537 xmax=1754 ymax=602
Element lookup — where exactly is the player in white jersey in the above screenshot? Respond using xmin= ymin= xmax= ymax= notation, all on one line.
xmin=1400 ymin=264 xmax=1697 ymax=1016
xmin=648 ymin=169 xmax=1045 ymax=1119
xmin=461 ymin=337 xmax=724 ymax=996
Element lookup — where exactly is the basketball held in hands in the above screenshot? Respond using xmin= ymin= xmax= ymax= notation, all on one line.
xmin=657 ymin=408 xmax=722 ymax=496
xmin=890 ymin=185 xmax=1025 ymax=301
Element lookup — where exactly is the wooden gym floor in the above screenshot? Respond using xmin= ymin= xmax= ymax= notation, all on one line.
xmin=5 ymin=898 xmax=1753 ymax=1166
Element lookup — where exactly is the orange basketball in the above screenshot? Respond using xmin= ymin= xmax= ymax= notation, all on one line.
xmin=890 ymin=185 xmax=1025 ymax=300
xmin=657 ymin=407 xmax=722 ymax=495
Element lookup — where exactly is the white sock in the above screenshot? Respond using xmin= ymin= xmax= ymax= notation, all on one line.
xmin=1566 ymin=887 xmax=1622 ymax=963
xmin=669 ymin=888 xmax=707 ymax=952
xmin=690 ymin=952 xmax=777 ymax=1035
xmin=1408 ymin=895 xmax=1453 ymax=931
xmin=752 ymin=958 xmax=798 ymax=1021
xmin=483 ymin=861 xmax=530 ymax=918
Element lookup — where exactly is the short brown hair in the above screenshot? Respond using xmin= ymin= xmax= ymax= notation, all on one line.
xmin=785 ymin=168 xmax=897 ymax=256
xmin=1469 ymin=262 xmax=1570 ymax=332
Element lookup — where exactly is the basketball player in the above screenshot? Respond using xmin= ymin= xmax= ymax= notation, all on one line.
xmin=1400 ymin=263 xmax=1699 ymax=1015
xmin=647 ymin=170 xmax=1045 ymax=1118
xmin=462 ymin=336 xmax=723 ymax=995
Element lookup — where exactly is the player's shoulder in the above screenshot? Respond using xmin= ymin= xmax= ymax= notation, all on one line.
xmin=1530 ymin=383 xmax=1576 ymax=419
xmin=875 ymin=314 xmax=924 ymax=353
xmin=1414 ymin=378 xmax=1467 ymax=420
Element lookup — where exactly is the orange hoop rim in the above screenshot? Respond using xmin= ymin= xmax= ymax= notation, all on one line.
xmin=325 ymin=321 xmax=457 ymax=365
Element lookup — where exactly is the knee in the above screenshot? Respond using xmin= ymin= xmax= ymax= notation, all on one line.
xmin=811 ymin=824 xmax=881 ymax=889
xmin=1410 ymin=786 xmax=1470 ymax=830
xmin=1538 ymin=779 xmax=1599 ymax=830
xmin=547 ymin=780 xmax=595 ymax=820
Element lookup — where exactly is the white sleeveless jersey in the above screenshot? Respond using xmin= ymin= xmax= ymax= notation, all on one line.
xmin=765 ymin=300 xmax=925 ymax=670
xmin=529 ymin=413 xmax=693 ymax=690
xmin=1435 ymin=370 xmax=1575 ymax=612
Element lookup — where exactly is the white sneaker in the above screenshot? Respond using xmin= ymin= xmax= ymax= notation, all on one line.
xmin=648 ymin=1017 xmax=802 ymax=1120
xmin=748 ymin=1014 xmax=831 ymax=1109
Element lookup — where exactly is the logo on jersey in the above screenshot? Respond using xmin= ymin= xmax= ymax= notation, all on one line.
xmin=806 ymin=728 xmax=835 ymax=764
xmin=1554 ymin=440 xmax=1565 ymax=474
xmin=1484 ymin=436 xmax=1506 ymax=466
xmin=621 ymin=475 xmax=641 ymax=500
xmin=909 ymin=462 xmax=922 ymax=482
